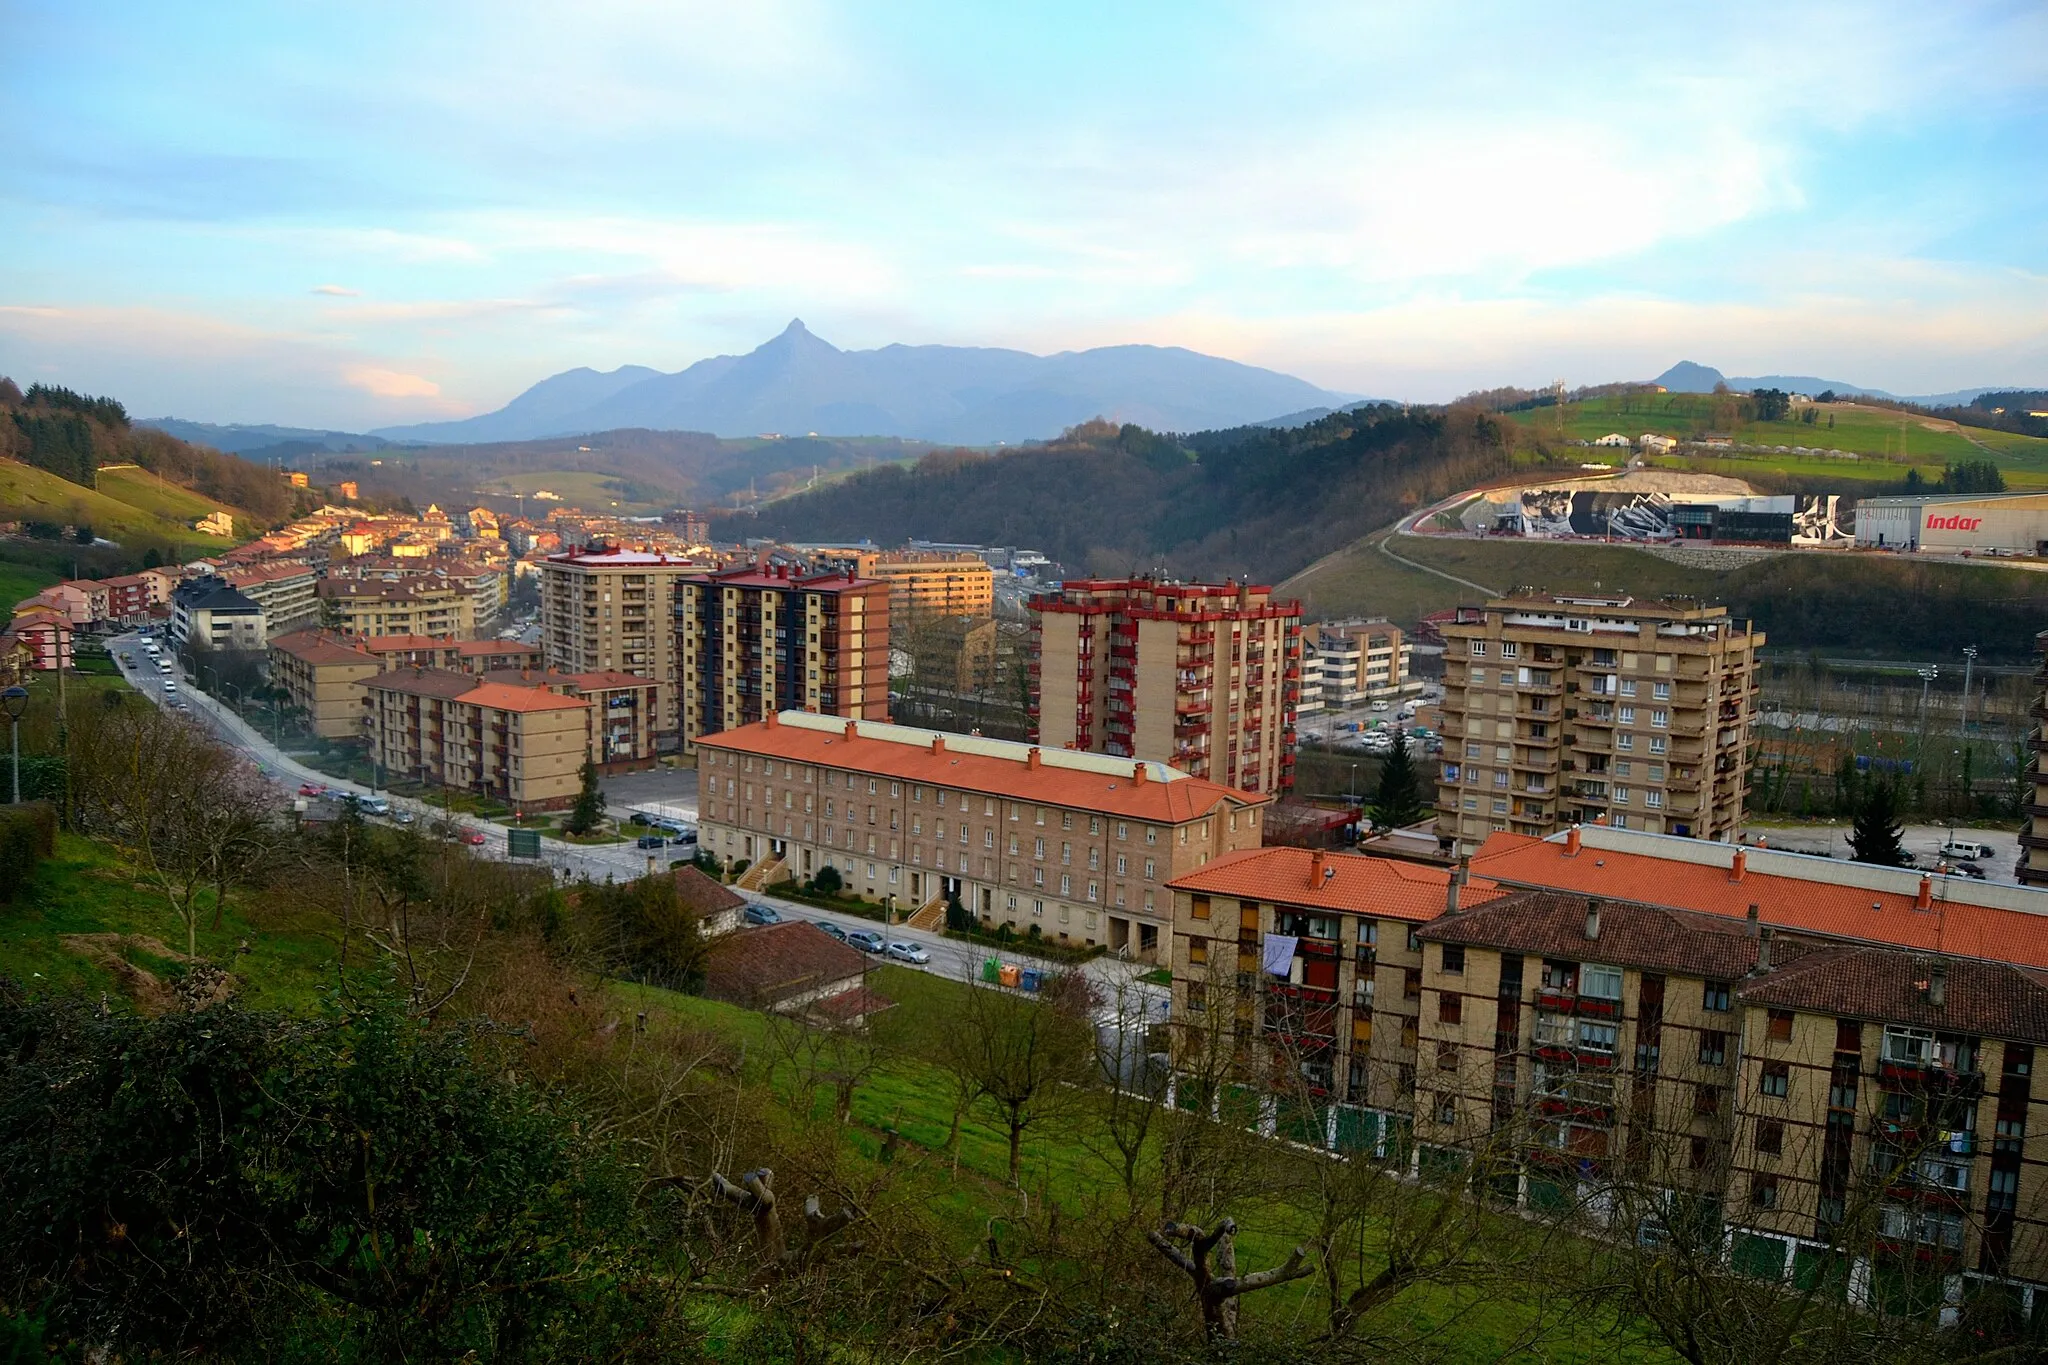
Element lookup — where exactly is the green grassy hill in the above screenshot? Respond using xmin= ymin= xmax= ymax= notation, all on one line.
xmin=1289 ymin=530 xmax=2048 ymax=662
xmin=93 ymin=463 xmax=247 ymax=527
xmin=0 ymin=458 xmax=244 ymax=558
xmin=1510 ymin=394 xmax=2048 ymax=486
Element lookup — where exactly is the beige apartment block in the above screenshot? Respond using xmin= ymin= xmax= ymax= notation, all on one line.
xmin=318 ymin=578 xmax=477 ymax=639
xmin=1435 ymin=594 xmax=1760 ymax=853
xmin=693 ymin=710 xmax=1267 ymax=962
xmin=539 ymin=549 xmax=701 ymax=743
xmin=809 ymin=549 xmax=995 ymax=619
xmin=362 ymin=669 xmax=592 ymax=811
xmin=1029 ymin=576 xmax=1302 ymax=795
xmin=267 ymin=630 xmax=382 ymax=738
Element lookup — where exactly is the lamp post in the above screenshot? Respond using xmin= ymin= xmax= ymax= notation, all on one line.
xmin=3 ymin=685 xmax=27 ymax=803
xmin=1961 ymin=646 xmax=1978 ymax=730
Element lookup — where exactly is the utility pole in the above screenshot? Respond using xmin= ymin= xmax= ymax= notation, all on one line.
xmin=1961 ymin=646 xmax=1978 ymax=730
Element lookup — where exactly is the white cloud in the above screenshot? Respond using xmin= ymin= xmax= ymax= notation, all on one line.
xmin=345 ymin=365 xmax=442 ymax=399
xmin=311 ymin=283 xmax=360 ymax=296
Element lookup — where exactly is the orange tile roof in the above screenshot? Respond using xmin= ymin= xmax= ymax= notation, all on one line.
xmin=698 ymin=715 xmax=1266 ymax=824
xmin=268 ymin=629 xmax=378 ymax=666
xmin=1170 ymin=846 xmax=1504 ymax=923
xmin=358 ymin=634 xmax=457 ymax=653
xmin=459 ymin=680 xmax=589 ymax=714
xmin=1470 ymin=831 xmax=2048 ymax=971
xmin=454 ymin=639 xmax=538 ymax=656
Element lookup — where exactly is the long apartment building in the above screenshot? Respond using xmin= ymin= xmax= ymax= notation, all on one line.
xmin=318 ymin=577 xmax=476 ymax=639
xmin=811 ymin=548 xmax=995 ymax=619
xmin=676 ymin=564 xmax=889 ymax=752
xmin=1029 ymin=577 xmax=1301 ymax=795
xmin=1166 ymin=824 xmax=2048 ymax=1323
xmin=267 ymin=629 xmax=546 ymax=739
xmin=538 ymin=549 xmax=702 ymax=743
xmin=695 ymin=710 xmax=1270 ymax=962
xmin=1435 ymin=594 xmax=1760 ymax=853
xmin=223 ymin=562 xmax=320 ymax=639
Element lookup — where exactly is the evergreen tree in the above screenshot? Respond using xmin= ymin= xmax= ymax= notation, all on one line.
xmin=1847 ymin=774 xmax=1908 ymax=867
xmin=564 ymin=758 xmax=604 ymax=836
xmin=1369 ymin=731 xmax=1426 ymax=830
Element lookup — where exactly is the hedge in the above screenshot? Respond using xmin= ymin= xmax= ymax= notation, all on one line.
xmin=0 ymin=802 xmax=58 ymax=902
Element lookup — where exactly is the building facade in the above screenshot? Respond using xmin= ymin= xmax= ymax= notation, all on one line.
xmin=1310 ymin=619 xmax=1413 ymax=706
xmin=318 ymin=578 xmax=477 ymax=639
xmin=1435 ymin=594 xmax=1760 ymax=853
xmin=1855 ymin=492 xmax=2048 ymax=555
xmin=676 ymin=565 xmax=890 ymax=753
xmin=695 ymin=710 xmax=1269 ymax=962
xmin=361 ymin=670 xmax=592 ymax=811
xmin=812 ymin=549 xmax=995 ymax=619
xmin=224 ymin=562 xmax=320 ymax=639
xmin=170 ymin=575 xmax=266 ymax=652
xmin=2024 ymin=629 xmax=2048 ymax=888
xmin=267 ymin=630 xmax=383 ymax=738
xmin=539 ymin=549 xmax=701 ymax=743
xmin=1029 ymin=577 xmax=1302 ymax=795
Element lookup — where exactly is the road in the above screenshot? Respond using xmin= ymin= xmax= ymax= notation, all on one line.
xmin=108 ymin=631 xmax=1167 ymax=1013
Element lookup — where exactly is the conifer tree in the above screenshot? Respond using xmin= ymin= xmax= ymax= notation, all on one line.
xmin=1847 ymin=774 xmax=1908 ymax=866
xmin=1369 ymin=730 xmax=1426 ymax=830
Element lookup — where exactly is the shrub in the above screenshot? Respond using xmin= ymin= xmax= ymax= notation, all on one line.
xmin=814 ymin=864 xmax=843 ymax=894
xmin=0 ymin=802 xmax=56 ymax=902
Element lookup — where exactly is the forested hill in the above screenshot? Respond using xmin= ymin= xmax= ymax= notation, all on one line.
xmin=717 ymin=406 xmax=1542 ymax=581
xmin=0 ymin=379 xmax=299 ymax=526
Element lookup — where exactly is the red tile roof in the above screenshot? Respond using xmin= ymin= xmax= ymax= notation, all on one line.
xmin=1416 ymin=890 xmax=1794 ymax=980
xmin=455 ymin=639 xmax=539 ymax=657
xmin=697 ymin=714 xmax=1267 ymax=824
xmin=1471 ymin=830 xmax=2048 ymax=971
xmin=1170 ymin=846 xmax=1504 ymax=923
xmin=268 ymin=629 xmax=378 ymax=666
xmin=1741 ymin=947 xmax=2048 ymax=1044
xmin=458 ymin=680 xmax=589 ymax=714
xmin=358 ymin=634 xmax=458 ymax=653
xmin=671 ymin=865 xmax=745 ymax=918
xmin=703 ymin=921 xmax=867 ymax=1008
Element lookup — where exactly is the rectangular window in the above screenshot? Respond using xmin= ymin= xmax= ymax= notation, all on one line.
xmin=1694 ymin=1085 xmax=1721 ymax=1117
xmin=1581 ymin=964 xmax=1623 ymax=1000
xmin=1617 ymin=705 xmax=1636 ymax=725
xmin=1750 ymin=1174 xmax=1778 ymax=1209
xmin=1192 ymin=895 xmax=1211 ymax=920
xmin=1702 ymin=980 xmax=1732 ymax=1012
xmin=1755 ymin=1120 xmax=1784 ymax=1155
xmin=1442 ymin=944 xmax=1465 ymax=974
xmin=1470 ymin=641 xmax=1487 ymax=657
xmin=1699 ymin=1031 xmax=1728 ymax=1066
xmin=1404 ymin=968 xmax=1422 ymax=1000
xmin=1648 ymin=735 xmax=1666 ymax=755
xmin=1653 ymin=682 xmax=1670 ymax=700
xmin=1651 ymin=710 xmax=1668 ymax=729
xmin=1882 ymin=1026 xmax=1933 ymax=1066
xmin=1439 ymin=994 xmax=1462 ymax=1024
xmin=1761 ymin=1062 xmax=1790 ymax=1098
xmin=1767 ymin=1009 xmax=1794 ymax=1041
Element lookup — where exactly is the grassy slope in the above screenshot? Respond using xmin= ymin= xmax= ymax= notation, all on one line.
xmin=0 ymin=560 xmax=59 ymax=609
xmin=0 ymin=459 xmax=238 ymax=555
xmin=1511 ymin=395 xmax=2048 ymax=483
xmin=94 ymin=464 xmax=247 ymax=526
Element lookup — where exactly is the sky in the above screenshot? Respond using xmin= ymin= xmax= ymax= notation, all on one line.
xmin=1 ymin=0 xmax=2044 ymax=429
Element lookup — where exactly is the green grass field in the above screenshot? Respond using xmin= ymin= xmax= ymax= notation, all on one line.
xmin=93 ymin=464 xmax=247 ymax=527
xmin=474 ymin=469 xmax=672 ymax=514
xmin=0 ymin=458 xmax=243 ymax=555
xmin=1510 ymin=394 xmax=2048 ymax=475
xmin=0 ymin=560 xmax=58 ymax=609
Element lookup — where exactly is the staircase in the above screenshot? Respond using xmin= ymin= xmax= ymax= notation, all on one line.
xmin=736 ymin=855 xmax=785 ymax=893
xmin=905 ymin=892 xmax=948 ymax=933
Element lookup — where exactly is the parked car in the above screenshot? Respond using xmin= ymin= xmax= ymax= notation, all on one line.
xmin=162 ymin=681 xmax=177 ymax=694
xmin=885 ymin=941 xmax=931 ymax=965
xmin=462 ymin=830 xmax=487 ymax=846
xmin=636 ymin=834 xmax=667 ymax=849
xmin=298 ymin=783 xmax=324 ymax=797
xmin=1940 ymin=839 xmax=1997 ymax=862
xmin=669 ymin=830 xmax=699 ymax=847
xmin=743 ymin=903 xmax=783 ymax=927
xmin=1951 ymin=861 xmax=1989 ymax=880
xmin=845 ymin=928 xmax=885 ymax=953
xmin=390 ymin=809 xmax=416 ymax=825
xmin=814 ymin=921 xmax=847 ymax=942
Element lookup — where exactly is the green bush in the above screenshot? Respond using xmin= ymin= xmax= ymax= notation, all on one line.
xmin=0 ymin=802 xmax=56 ymax=902
xmin=813 ymin=863 xmax=842 ymax=894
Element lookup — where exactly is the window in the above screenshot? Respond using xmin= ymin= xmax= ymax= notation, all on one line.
xmin=1616 ymin=732 xmax=1634 ymax=751
xmin=1620 ymin=679 xmax=1637 ymax=697
xmin=1403 ymin=968 xmax=1422 ymax=999
xmin=1689 ymin=1136 xmax=1711 ymax=1170
xmin=1581 ymin=964 xmax=1623 ymax=1001
xmin=1192 ymin=895 xmax=1211 ymax=920
xmin=1144 ymin=858 xmax=1156 ymax=879
xmin=1470 ymin=667 xmax=1486 ymax=686
xmin=1761 ymin=1062 xmax=1789 ymax=1098
xmin=1407 ymin=927 xmax=1421 ymax=953
xmin=1651 ymin=710 xmax=1668 ymax=729
xmin=1750 ymin=1174 xmax=1779 ymax=1209
xmin=1470 ymin=641 xmax=1488 ymax=657
xmin=1059 ymin=874 xmax=1071 ymax=897
xmin=1442 ymin=945 xmax=1465 ymax=974
xmin=1501 ymin=642 xmax=1518 ymax=659
xmin=1439 ymin=994 xmax=1462 ymax=1024
xmin=1702 ymin=980 xmax=1731 ymax=1012
xmin=1836 ymin=1018 xmax=1863 ymax=1051
xmin=1436 ymin=1093 xmax=1457 ymax=1122
xmin=1699 ymin=1031 xmax=1728 ymax=1066
xmin=1186 ymin=983 xmax=1206 ymax=1012
xmin=1882 ymin=1026 xmax=1933 ymax=1067
xmin=1189 ymin=938 xmax=1208 ymax=964
xmin=1146 ymin=826 xmax=1158 ymax=845
xmin=1767 ymin=1009 xmax=1794 ymax=1042
xmin=1755 ymin=1120 xmax=1784 ymax=1155
xmin=1653 ymin=682 xmax=1670 ymax=701
xmin=1694 ymin=1085 xmax=1721 ymax=1117
xmin=1577 ymin=1021 xmax=1617 ymax=1055
xmin=1617 ymin=706 xmax=1636 ymax=725
xmin=1062 ymin=812 xmax=1073 ymax=830
xmin=1646 ymin=791 xmax=1663 ymax=809
xmin=1034 ymin=837 xmax=1045 ymax=859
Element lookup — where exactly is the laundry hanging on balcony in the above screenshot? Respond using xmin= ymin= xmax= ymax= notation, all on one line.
xmin=1262 ymin=933 xmax=1298 ymax=978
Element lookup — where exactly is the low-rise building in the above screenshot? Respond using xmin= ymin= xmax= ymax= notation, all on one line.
xmin=5 ymin=606 xmax=73 ymax=672
xmin=224 ymin=562 xmax=320 ymax=639
xmin=267 ymin=630 xmax=382 ymax=738
xmin=695 ymin=710 xmax=1271 ymax=962
xmin=701 ymin=921 xmax=890 ymax=1026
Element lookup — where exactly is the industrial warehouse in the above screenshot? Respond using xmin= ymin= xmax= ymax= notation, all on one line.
xmin=1854 ymin=491 xmax=2048 ymax=555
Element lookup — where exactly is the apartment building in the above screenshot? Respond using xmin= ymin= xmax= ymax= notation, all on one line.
xmin=317 ymin=578 xmax=476 ymax=639
xmin=695 ymin=710 xmax=1270 ymax=962
xmin=1029 ymin=577 xmax=1302 ymax=795
xmin=267 ymin=630 xmax=383 ymax=737
xmin=676 ymin=564 xmax=890 ymax=753
xmin=1309 ymin=619 xmax=1412 ymax=708
xmin=475 ymin=667 xmax=663 ymax=769
xmin=362 ymin=669 xmax=592 ymax=811
xmin=1166 ymin=847 xmax=1501 ymax=1136
xmin=224 ymin=562 xmax=320 ymax=639
xmin=1435 ymin=594 xmax=1760 ymax=853
xmin=811 ymin=548 xmax=995 ymax=619
xmin=170 ymin=575 xmax=266 ymax=651
xmin=5 ymin=606 xmax=72 ymax=672
xmin=539 ymin=549 xmax=701 ymax=742
xmin=2021 ymin=629 xmax=2048 ymax=888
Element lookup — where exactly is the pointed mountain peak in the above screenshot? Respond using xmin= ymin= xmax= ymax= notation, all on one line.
xmin=782 ymin=318 xmax=809 ymax=337
xmin=754 ymin=317 xmax=838 ymax=358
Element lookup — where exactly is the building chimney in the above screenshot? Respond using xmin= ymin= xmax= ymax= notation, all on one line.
xmin=1565 ymin=825 xmax=1582 ymax=856
xmin=1132 ymin=762 xmax=1148 ymax=786
xmin=1746 ymin=902 xmax=1759 ymax=935
xmin=931 ymin=735 xmax=945 ymax=754
xmin=1309 ymin=849 xmax=1326 ymax=888
xmin=1928 ymin=962 xmax=1947 ymax=1008
xmin=1594 ymin=812 xmax=1609 ymax=826
xmin=1026 ymin=747 xmax=1041 ymax=770
xmin=1916 ymin=874 xmax=1933 ymax=912
xmin=1756 ymin=926 xmax=1774 ymax=972
xmin=763 ymin=709 xmax=779 ymax=729
xmin=845 ymin=720 xmax=858 ymax=739
xmin=1584 ymin=898 xmax=1602 ymax=941
xmin=1444 ymin=855 xmax=1469 ymax=917
xmin=1729 ymin=849 xmax=1747 ymax=883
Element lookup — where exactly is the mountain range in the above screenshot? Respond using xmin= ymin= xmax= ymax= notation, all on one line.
xmin=368 ymin=321 xmax=1357 ymax=446
xmin=1648 ymin=360 xmax=2006 ymax=407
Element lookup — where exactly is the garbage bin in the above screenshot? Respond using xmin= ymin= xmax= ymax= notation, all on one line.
xmin=1019 ymin=968 xmax=1042 ymax=993
xmin=981 ymin=957 xmax=999 ymax=984
xmin=998 ymin=963 xmax=1022 ymax=989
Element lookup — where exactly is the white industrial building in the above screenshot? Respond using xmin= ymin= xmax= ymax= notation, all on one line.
xmin=1853 ymin=492 xmax=2048 ymax=555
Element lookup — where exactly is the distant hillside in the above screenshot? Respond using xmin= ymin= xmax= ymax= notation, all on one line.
xmin=718 ymin=409 xmax=1545 ymax=582
xmin=373 ymin=321 xmax=1356 ymax=446
xmin=136 ymin=418 xmax=384 ymax=457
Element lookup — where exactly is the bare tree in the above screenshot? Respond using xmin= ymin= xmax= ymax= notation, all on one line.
xmin=951 ymin=975 xmax=1096 ymax=1184
xmin=1146 ymin=1216 xmax=1311 ymax=1341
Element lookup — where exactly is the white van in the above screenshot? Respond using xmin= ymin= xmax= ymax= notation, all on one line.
xmin=1940 ymin=839 xmax=1996 ymax=862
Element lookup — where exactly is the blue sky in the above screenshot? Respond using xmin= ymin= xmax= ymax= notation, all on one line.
xmin=1 ymin=0 xmax=2043 ymax=428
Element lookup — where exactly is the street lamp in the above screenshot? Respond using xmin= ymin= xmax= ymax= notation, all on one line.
xmin=1961 ymin=646 xmax=1978 ymax=730
xmin=2 ymin=685 xmax=27 ymax=803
